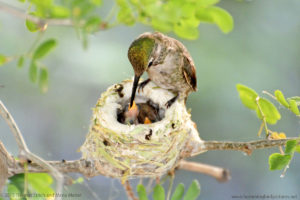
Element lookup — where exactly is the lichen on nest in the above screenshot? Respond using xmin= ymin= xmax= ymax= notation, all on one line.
xmin=80 ymin=79 xmax=204 ymax=180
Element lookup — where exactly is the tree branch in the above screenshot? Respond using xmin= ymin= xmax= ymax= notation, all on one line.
xmin=0 ymin=2 xmax=109 ymax=30
xmin=0 ymin=100 xmax=64 ymax=200
xmin=0 ymin=2 xmax=73 ymax=26
xmin=182 ymin=138 xmax=299 ymax=157
xmin=1 ymin=138 xmax=297 ymax=177
xmin=178 ymin=160 xmax=230 ymax=182
xmin=0 ymin=100 xmax=298 ymax=198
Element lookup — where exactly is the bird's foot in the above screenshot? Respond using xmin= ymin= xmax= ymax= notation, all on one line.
xmin=165 ymin=95 xmax=178 ymax=108
xmin=138 ymin=79 xmax=151 ymax=93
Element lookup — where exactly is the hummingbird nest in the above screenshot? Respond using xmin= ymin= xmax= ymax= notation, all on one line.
xmin=80 ymin=79 xmax=205 ymax=180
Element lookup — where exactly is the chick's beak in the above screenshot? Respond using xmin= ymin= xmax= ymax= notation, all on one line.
xmin=130 ymin=75 xmax=140 ymax=107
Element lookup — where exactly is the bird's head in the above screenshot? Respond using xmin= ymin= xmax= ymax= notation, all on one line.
xmin=128 ymin=36 xmax=155 ymax=107
xmin=128 ymin=36 xmax=155 ymax=76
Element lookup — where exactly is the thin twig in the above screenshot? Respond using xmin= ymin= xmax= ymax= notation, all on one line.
xmin=182 ymin=138 xmax=299 ymax=157
xmin=166 ymin=172 xmax=174 ymax=200
xmin=123 ymin=180 xmax=138 ymax=200
xmin=0 ymin=100 xmax=29 ymax=153
xmin=206 ymin=138 xmax=298 ymax=154
xmin=0 ymin=2 xmax=73 ymax=26
xmin=0 ymin=100 xmax=64 ymax=200
xmin=178 ymin=160 xmax=231 ymax=182
xmin=0 ymin=1 xmax=109 ymax=30
xmin=256 ymin=96 xmax=269 ymax=137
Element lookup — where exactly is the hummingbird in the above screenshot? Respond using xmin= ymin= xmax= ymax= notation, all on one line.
xmin=128 ymin=32 xmax=197 ymax=108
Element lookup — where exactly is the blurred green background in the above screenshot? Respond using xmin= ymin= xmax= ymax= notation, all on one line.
xmin=1 ymin=0 xmax=300 ymax=199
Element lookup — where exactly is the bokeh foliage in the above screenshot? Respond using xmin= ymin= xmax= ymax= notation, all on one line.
xmin=0 ymin=0 xmax=233 ymax=93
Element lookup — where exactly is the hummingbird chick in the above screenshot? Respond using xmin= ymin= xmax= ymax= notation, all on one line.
xmin=137 ymin=100 xmax=160 ymax=124
xmin=128 ymin=32 xmax=197 ymax=108
xmin=117 ymin=100 xmax=161 ymax=125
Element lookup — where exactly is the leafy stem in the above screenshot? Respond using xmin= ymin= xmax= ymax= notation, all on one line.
xmin=256 ymin=96 xmax=269 ymax=138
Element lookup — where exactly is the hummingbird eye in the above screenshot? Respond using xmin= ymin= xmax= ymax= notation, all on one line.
xmin=148 ymin=58 xmax=154 ymax=68
xmin=148 ymin=61 xmax=153 ymax=67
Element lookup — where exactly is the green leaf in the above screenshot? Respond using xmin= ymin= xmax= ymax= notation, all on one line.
xmin=137 ymin=184 xmax=148 ymax=200
xmin=17 ymin=56 xmax=24 ymax=68
xmin=153 ymin=184 xmax=165 ymax=200
xmin=196 ymin=0 xmax=219 ymax=6
xmin=183 ymin=180 xmax=201 ymax=200
xmin=33 ymin=39 xmax=57 ymax=60
xmin=73 ymin=177 xmax=84 ymax=184
xmin=236 ymin=84 xmax=258 ymax=110
xmin=209 ymin=7 xmax=233 ymax=33
xmin=84 ymin=16 xmax=101 ymax=33
xmin=0 ymin=54 xmax=6 ymax=66
xmin=288 ymin=96 xmax=300 ymax=106
xmin=26 ymin=19 xmax=39 ymax=32
xmin=9 ymin=174 xmax=25 ymax=192
xmin=90 ymin=0 xmax=102 ymax=6
xmin=289 ymin=99 xmax=300 ymax=115
xmin=50 ymin=6 xmax=70 ymax=18
xmin=274 ymin=90 xmax=289 ymax=108
xmin=29 ymin=61 xmax=38 ymax=83
xmin=171 ymin=183 xmax=184 ymax=200
xmin=295 ymin=145 xmax=300 ymax=154
xmin=7 ymin=184 xmax=21 ymax=200
xmin=117 ymin=7 xmax=135 ymax=26
xmin=174 ymin=17 xmax=200 ymax=40
xmin=269 ymin=153 xmax=291 ymax=170
xmin=151 ymin=18 xmax=173 ymax=32
xmin=196 ymin=6 xmax=233 ymax=33
xmin=256 ymin=98 xmax=281 ymax=124
xmin=27 ymin=173 xmax=54 ymax=195
xmin=174 ymin=24 xmax=199 ymax=40
xmin=39 ymin=67 xmax=49 ymax=93
xmin=25 ymin=13 xmax=39 ymax=32
xmin=285 ymin=140 xmax=298 ymax=154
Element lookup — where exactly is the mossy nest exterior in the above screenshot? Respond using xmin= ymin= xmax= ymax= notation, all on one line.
xmin=80 ymin=79 xmax=205 ymax=180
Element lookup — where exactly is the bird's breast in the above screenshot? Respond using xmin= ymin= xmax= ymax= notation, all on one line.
xmin=147 ymin=54 xmax=189 ymax=93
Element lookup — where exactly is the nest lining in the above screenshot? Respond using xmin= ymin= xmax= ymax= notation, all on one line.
xmin=80 ymin=79 xmax=204 ymax=179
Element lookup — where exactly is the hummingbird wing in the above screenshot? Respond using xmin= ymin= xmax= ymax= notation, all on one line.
xmin=182 ymin=55 xmax=197 ymax=91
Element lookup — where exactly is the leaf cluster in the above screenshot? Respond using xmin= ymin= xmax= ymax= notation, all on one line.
xmin=237 ymin=84 xmax=300 ymax=175
xmin=137 ymin=180 xmax=200 ymax=200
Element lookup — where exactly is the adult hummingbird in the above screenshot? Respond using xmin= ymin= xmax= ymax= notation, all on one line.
xmin=128 ymin=32 xmax=197 ymax=108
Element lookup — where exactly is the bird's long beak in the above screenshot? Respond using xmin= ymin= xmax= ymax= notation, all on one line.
xmin=130 ymin=75 xmax=140 ymax=107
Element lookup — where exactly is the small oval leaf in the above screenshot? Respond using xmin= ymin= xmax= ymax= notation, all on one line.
xmin=183 ymin=180 xmax=201 ymax=200
xmin=285 ymin=140 xmax=298 ymax=155
xmin=171 ymin=183 xmax=184 ymax=200
xmin=117 ymin=6 xmax=135 ymax=26
xmin=25 ymin=12 xmax=39 ymax=32
xmin=174 ymin=18 xmax=199 ymax=40
xmin=153 ymin=184 xmax=165 ymax=200
xmin=137 ymin=184 xmax=148 ymax=200
xmin=26 ymin=19 xmax=39 ymax=32
xmin=289 ymin=99 xmax=300 ymax=115
xmin=27 ymin=173 xmax=54 ymax=194
xmin=256 ymin=98 xmax=281 ymax=124
xmin=17 ymin=56 xmax=24 ymax=68
xmin=274 ymin=90 xmax=289 ymax=108
xmin=295 ymin=145 xmax=300 ymax=154
xmin=39 ymin=67 xmax=48 ymax=93
xmin=196 ymin=6 xmax=233 ymax=33
xmin=269 ymin=153 xmax=291 ymax=170
xmin=33 ymin=39 xmax=57 ymax=60
xmin=7 ymin=184 xmax=21 ymax=200
xmin=288 ymin=96 xmax=300 ymax=106
xmin=236 ymin=84 xmax=258 ymax=110
xmin=0 ymin=54 xmax=7 ymax=66
xmin=29 ymin=61 xmax=38 ymax=83
xmin=50 ymin=6 xmax=70 ymax=18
